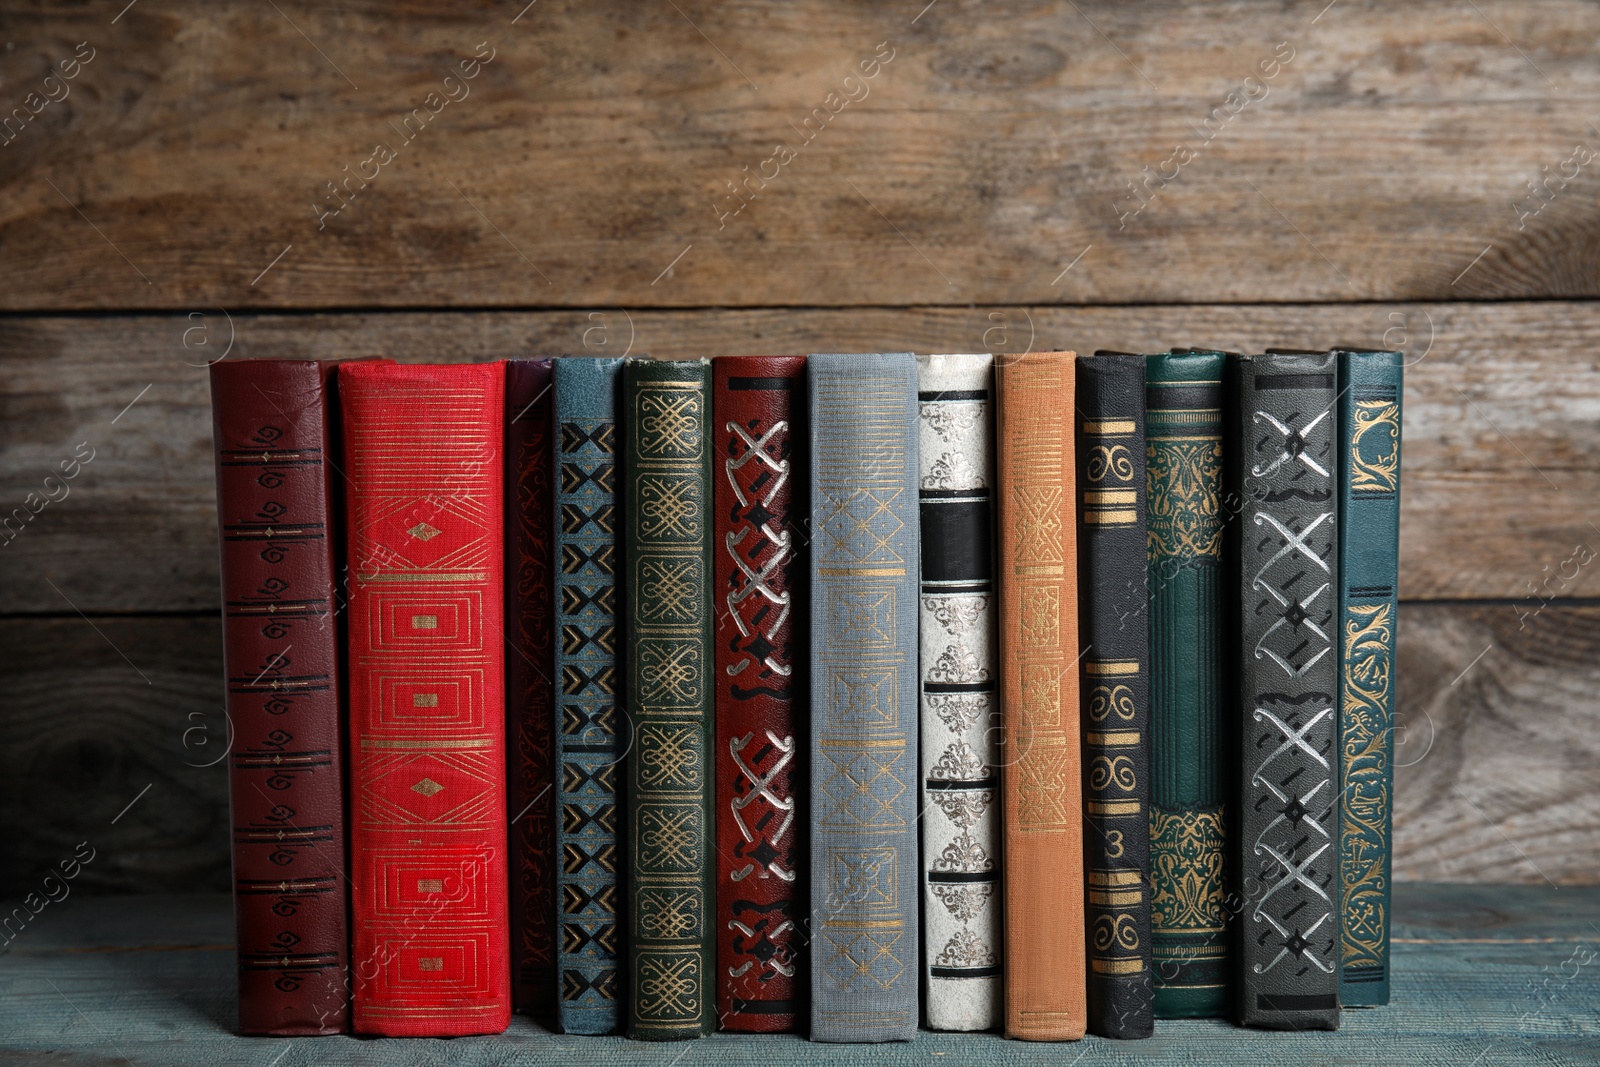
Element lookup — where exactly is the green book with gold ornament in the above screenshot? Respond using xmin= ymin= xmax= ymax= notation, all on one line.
xmin=1145 ymin=350 xmax=1231 ymax=1019
xmin=623 ymin=358 xmax=716 ymax=1041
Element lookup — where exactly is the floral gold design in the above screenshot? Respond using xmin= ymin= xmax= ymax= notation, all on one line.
xmin=1146 ymin=439 xmax=1224 ymax=559
xmin=1340 ymin=602 xmax=1392 ymax=972
xmin=1150 ymin=807 xmax=1226 ymax=932
xmin=1348 ymin=398 xmax=1400 ymax=494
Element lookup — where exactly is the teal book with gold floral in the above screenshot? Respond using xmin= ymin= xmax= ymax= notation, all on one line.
xmin=1335 ymin=347 xmax=1403 ymax=1007
xmin=1145 ymin=351 xmax=1231 ymax=1019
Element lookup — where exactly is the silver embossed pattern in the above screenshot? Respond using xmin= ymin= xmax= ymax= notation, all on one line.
xmin=916 ymin=353 xmax=1000 ymax=1031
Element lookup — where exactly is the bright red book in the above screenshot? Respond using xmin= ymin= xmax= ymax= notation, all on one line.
xmin=712 ymin=356 xmax=806 ymax=1031
xmin=342 ymin=361 xmax=511 ymax=1037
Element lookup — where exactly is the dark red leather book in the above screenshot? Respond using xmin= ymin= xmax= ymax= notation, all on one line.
xmin=711 ymin=356 xmax=807 ymax=1032
xmin=506 ymin=358 xmax=557 ymax=1022
xmin=342 ymin=361 xmax=512 ymax=1037
xmin=210 ymin=359 xmax=356 ymax=1035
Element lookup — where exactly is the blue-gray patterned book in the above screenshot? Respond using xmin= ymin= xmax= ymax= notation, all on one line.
xmin=1335 ymin=347 xmax=1403 ymax=1007
xmin=807 ymin=353 xmax=921 ymax=1043
xmin=553 ymin=356 xmax=625 ymax=1034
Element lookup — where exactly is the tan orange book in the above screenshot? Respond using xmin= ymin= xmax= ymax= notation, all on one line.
xmin=996 ymin=351 xmax=1087 ymax=1041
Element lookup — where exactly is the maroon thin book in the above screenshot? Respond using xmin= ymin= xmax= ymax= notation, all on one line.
xmin=712 ymin=356 xmax=807 ymax=1031
xmin=211 ymin=359 xmax=362 ymax=1035
xmin=506 ymin=358 xmax=558 ymax=1022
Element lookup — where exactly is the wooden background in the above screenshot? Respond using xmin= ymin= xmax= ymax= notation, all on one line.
xmin=1 ymin=0 xmax=1596 ymax=893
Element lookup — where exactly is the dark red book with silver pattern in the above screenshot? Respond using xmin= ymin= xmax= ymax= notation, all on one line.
xmin=712 ymin=356 xmax=807 ymax=1031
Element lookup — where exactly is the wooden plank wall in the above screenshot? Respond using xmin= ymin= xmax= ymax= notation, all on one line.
xmin=0 ymin=0 xmax=1596 ymax=892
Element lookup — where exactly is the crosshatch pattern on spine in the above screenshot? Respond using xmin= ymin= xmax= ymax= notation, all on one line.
xmin=713 ymin=357 xmax=807 ymax=1032
xmin=1235 ymin=353 xmax=1340 ymax=1032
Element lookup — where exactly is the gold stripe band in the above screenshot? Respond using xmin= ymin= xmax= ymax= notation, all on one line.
xmin=818 ymin=738 xmax=903 ymax=749
xmin=358 ymin=571 xmax=488 ymax=583
xmin=1085 ymin=661 xmax=1140 ymax=676
xmin=1089 ymin=889 xmax=1144 ymax=906
xmin=360 ymin=738 xmax=493 ymax=750
xmin=1088 ymin=870 xmax=1141 ymax=887
xmin=1088 ymin=800 xmax=1141 ymax=815
xmin=1087 ymin=731 xmax=1141 ymax=746
xmin=816 ymin=567 xmax=906 ymax=577
xmin=1091 ymin=958 xmax=1146 ymax=974
xmin=1082 ymin=419 xmax=1136 ymax=435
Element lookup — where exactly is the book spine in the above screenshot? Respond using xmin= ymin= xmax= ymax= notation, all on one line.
xmin=807 ymin=353 xmax=921 ymax=1043
xmin=210 ymin=360 xmax=350 ymax=1035
xmin=1336 ymin=349 xmax=1403 ymax=1007
xmin=712 ymin=356 xmax=808 ymax=1033
xmin=554 ymin=356 xmax=626 ymax=1034
xmin=915 ymin=353 xmax=1000 ymax=1032
xmin=624 ymin=358 xmax=716 ymax=1040
xmin=1145 ymin=351 xmax=1231 ymax=1019
xmin=506 ymin=358 xmax=558 ymax=1023
xmin=1233 ymin=352 xmax=1341 ymax=1031
xmin=997 ymin=351 xmax=1086 ymax=1042
xmin=343 ymin=362 xmax=511 ymax=1037
xmin=1075 ymin=353 xmax=1153 ymax=1038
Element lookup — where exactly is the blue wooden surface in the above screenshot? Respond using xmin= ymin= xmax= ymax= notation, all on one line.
xmin=1 ymin=883 xmax=1597 ymax=1065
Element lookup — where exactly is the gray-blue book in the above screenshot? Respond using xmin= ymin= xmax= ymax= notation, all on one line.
xmin=553 ymin=356 xmax=625 ymax=1034
xmin=807 ymin=352 xmax=921 ymax=1043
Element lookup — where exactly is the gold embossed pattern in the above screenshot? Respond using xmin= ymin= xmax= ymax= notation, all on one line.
xmin=996 ymin=352 xmax=1086 ymax=1040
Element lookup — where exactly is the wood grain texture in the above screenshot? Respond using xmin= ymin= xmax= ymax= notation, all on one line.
xmin=3 ymin=602 xmax=1592 ymax=896
xmin=1394 ymin=602 xmax=1600 ymax=887
xmin=1 ymin=887 xmax=1596 ymax=1062
xmin=0 ymin=1 xmax=1597 ymax=309
xmin=0 ymin=302 xmax=1595 ymax=613
xmin=0 ymin=617 xmax=227 ymax=898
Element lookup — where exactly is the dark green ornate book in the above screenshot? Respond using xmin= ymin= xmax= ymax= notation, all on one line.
xmin=1232 ymin=351 xmax=1340 ymax=1032
xmin=808 ymin=353 xmax=921 ymax=1043
xmin=1077 ymin=352 xmax=1153 ymax=1038
xmin=553 ymin=356 xmax=625 ymax=1034
xmin=1334 ymin=347 xmax=1403 ymax=1007
xmin=623 ymin=358 xmax=715 ymax=1041
xmin=1145 ymin=351 xmax=1231 ymax=1019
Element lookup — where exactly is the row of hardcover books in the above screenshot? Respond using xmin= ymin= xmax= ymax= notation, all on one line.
xmin=210 ymin=347 xmax=1402 ymax=1041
